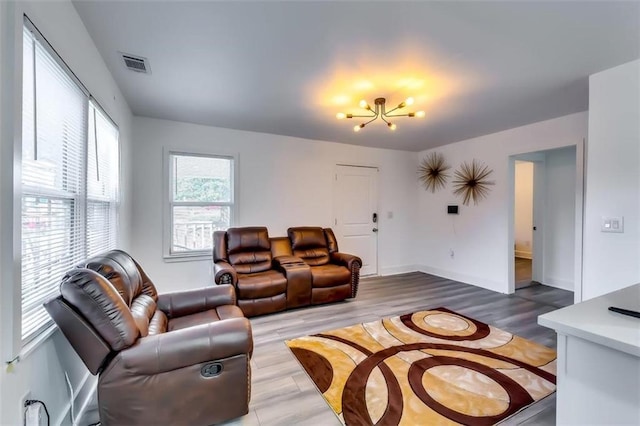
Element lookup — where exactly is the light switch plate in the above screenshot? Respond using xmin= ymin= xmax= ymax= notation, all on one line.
xmin=601 ymin=216 xmax=624 ymax=233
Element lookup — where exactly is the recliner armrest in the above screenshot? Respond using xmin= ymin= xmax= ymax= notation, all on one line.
xmin=116 ymin=318 xmax=253 ymax=375
xmin=214 ymin=261 xmax=237 ymax=285
xmin=331 ymin=252 xmax=362 ymax=270
xmin=157 ymin=285 xmax=237 ymax=318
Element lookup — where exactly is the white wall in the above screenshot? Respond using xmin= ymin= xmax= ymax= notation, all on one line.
xmin=131 ymin=116 xmax=419 ymax=292
xmin=0 ymin=2 xmax=7 ymax=420
xmin=0 ymin=1 xmax=133 ymax=425
xmin=543 ymin=146 xmax=576 ymax=291
xmin=514 ymin=161 xmax=534 ymax=258
xmin=415 ymin=112 xmax=587 ymax=294
xmin=583 ymin=59 xmax=640 ymax=300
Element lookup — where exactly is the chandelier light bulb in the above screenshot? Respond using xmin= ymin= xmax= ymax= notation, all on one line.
xmin=336 ymin=112 xmax=346 ymax=120
xmin=416 ymin=111 xmax=426 ymax=118
xmin=388 ymin=123 xmax=397 ymax=131
xmin=359 ymin=100 xmax=369 ymax=109
xmin=353 ymin=124 xmax=362 ymax=132
xmin=405 ymin=97 xmax=415 ymax=106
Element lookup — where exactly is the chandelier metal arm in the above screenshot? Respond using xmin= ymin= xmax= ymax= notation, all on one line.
xmin=348 ymin=113 xmax=377 ymax=118
xmin=337 ymin=96 xmax=423 ymax=132
xmin=385 ymin=112 xmax=412 ymax=117
xmin=361 ymin=115 xmax=379 ymax=127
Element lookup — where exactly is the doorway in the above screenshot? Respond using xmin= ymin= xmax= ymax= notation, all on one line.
xmin=333 ymin=165 xmax=379 ymax=276
xmin=514 ymin=161 xmax=535 ymax=289
xmin=508 ymin=146 xmax=580 ymax=299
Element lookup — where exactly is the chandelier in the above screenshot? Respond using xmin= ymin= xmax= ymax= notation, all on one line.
xmin=336 ymin=97 xmax=425 ymax=132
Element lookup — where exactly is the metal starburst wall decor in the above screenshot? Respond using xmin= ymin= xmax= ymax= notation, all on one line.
xmin=418 ymin=152 xmax=451 ymax=193
xmin=452 ymin=160 xmax=495 ymax=205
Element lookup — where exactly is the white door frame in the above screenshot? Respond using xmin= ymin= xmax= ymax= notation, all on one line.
xmin=573 ymin=139 xmax=585 ymax=303
xmin=508 ymin=152 xmax=546 ymax=293
xmin=333 ymin=163 xmax=380 ymax=276
xmin=507 ymin=144 xmax=584 ymax=303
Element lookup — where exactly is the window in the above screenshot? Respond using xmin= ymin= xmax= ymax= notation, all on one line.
xmin=167 ymin=153 xmax=235 ymax=259
xmin=20 ymin=20 xmax=120 ymax=344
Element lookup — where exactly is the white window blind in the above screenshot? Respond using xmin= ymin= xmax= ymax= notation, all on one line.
xmin=20 ymin=21 xmax=120 ymax=344
xmin=87 ymin=102 xmax=120 ymax=257
xmin=168 ymin=153 xmax=234 ymax=258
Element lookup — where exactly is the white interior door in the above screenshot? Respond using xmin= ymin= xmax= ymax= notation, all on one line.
xmin=333 ymin=165 xmax=378 ymax=276
xmin=532 ymin=159 xmax=546 ymax=283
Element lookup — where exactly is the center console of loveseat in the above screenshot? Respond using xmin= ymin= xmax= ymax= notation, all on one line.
xmin=274 ymin=255 xmax=312 ymax=309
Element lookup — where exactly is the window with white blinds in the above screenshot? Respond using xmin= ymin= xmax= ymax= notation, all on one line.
xmin=20 ymin=21 xmax=120 ymax=344
xmin=87 ymin=102 xmax=120 ymax=257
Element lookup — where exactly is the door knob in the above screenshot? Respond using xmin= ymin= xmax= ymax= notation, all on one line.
xmin=372 ymin=228 xmax=378 ymax=232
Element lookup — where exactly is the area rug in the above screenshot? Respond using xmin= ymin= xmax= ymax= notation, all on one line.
xmin=285 ymin=307 xmax=557 ymax=426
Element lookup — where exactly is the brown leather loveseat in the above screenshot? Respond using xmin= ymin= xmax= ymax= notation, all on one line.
xmin=45 ymin=249 xmax=253 ymax=426
xmin=213 ymin=226 xmax=362 ymax=317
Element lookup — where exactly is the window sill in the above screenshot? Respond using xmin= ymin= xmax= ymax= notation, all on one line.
xmin=163 ymin=253 xmax=212 ymax=263
xmin=17 ymin=323 xmax=58 ymax=362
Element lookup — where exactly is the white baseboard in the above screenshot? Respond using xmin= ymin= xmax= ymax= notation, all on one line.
xmin=543 ymin=276 xmax=573 ymax=291
xmin=378 ymin=264 xmax=419 ymax=276
xmin=515 ymin=250 xmax=532 ymax=259
xmin=416 ymin=264 xmax=507 ymax=294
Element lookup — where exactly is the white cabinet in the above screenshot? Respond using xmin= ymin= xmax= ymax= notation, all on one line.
xmin=539 ymin=284 xmax=640 ymax=425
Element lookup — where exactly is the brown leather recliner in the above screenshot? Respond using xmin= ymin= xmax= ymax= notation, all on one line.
xmin=213 ymin=227 xmax=288 ymax=317
xmin=44 ymin=249 xmax=253 ymax=426
xmin=213 ymin=226 xmax=361 ymax=317
xmin=288 ymin=227 xmax=361 ymax=304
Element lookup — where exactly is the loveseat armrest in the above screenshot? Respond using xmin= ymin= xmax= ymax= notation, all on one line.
xmin=117 ymin=318 xmax=252 ymax=375
xmin=331 ymin=252 xmax=362 ymax=270
xmin=214 ymin=261 xmax=237 ymax=285
xmin=331 ymin=252 xmax=362 ymax=298
xmin=157 ymin=285 xmax=237 ymax=318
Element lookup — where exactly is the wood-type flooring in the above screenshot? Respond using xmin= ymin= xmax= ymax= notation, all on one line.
xmin=223 ymin=271 xmax=573 ymax=426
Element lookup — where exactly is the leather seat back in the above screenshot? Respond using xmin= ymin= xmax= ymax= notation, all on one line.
xmin=60 ymin=268 xmax=140 ymax=351
xmin=226 ymin=227 xmax=273 ymax=273
xmin=79 ymin=249 xmax=163 ymax=338
xmin=288 ymin=227 xmax=330 ymax=266
xmin=44 ymin=249 xmax=166 ymax=374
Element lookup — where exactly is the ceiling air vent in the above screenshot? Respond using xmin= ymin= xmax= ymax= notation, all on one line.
xmin=120 ymin=52 xmax=151 ymax=74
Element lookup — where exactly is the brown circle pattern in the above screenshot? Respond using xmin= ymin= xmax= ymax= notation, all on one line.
xmin=286 ymin=308 xmax=557 ymax=426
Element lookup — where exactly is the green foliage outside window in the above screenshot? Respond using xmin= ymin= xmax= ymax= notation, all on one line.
xmin=175 ymin=177 xmax=230 ymax=202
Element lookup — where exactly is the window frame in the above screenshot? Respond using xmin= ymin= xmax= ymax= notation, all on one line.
xmin=163 ymin=148 xmax=238 ymax=262
xmin=17 ymin=16 xmax=121 ymax=348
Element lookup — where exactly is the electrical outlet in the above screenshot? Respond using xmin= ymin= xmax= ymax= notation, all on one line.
xmin=20 ymin=391 xmax=31 ymax=423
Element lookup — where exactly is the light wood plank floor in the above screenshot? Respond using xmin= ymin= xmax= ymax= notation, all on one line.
xmin=223 ymin=272 xmax=573 ymax=426
xmin=515 ymin=257 xmax=533 ymax=290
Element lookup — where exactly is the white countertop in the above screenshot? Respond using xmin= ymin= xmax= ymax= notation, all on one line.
xmin=538 ymin=283 xmax=640 ymax=357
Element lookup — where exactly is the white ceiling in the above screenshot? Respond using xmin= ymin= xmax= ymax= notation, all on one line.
xmin=72 ymin=1 xmax=639 ymax=151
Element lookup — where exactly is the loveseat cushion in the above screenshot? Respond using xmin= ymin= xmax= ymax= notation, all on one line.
xmin=309 ymin=264 xmax=351 ymax=288
xmin=227 ymin=227 xmax=273 ymax=273
xmin=236 ymin=270 xmax=287 ymax=299
xmin=288 ymin=227 xmax=330 ymax=266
